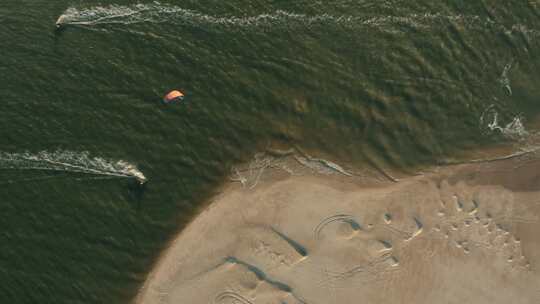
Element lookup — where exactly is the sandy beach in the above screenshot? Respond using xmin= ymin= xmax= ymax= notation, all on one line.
xmin=135 ymin=151 xmax=540 ymax=304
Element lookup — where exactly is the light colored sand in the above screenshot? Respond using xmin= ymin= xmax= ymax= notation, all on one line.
xmin=136 ymin=153 xmax=540 ymax=304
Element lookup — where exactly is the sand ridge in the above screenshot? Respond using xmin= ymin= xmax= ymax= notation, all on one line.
xmin=136 ymin=153 xmax=540 ymax=304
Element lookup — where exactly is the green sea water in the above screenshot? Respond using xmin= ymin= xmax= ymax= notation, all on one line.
xmin=1 ymin=1 xmax=540 ymax=303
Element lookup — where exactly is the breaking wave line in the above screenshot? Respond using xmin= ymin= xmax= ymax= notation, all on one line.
xmin=0 ymin=150 xmax=147 ymax=184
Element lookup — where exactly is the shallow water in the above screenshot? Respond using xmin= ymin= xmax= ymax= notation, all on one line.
xmin=1 ymin=1 xmax=540 ymax=303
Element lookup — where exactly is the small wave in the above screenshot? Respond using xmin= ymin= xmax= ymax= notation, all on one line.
xmin=0 ymin=150 xmax=146 ymax=183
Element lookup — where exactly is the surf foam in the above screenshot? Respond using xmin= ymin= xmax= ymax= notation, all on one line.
xmin=480 ymin=106 xmax=528 ymax=140
xmin=0 ymin=150 xmax=146 ymax=183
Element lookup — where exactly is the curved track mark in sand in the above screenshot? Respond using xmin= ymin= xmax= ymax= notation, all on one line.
xmin=214 ymin=291 xmax=253 ymax=304
xmin=317 ymin=252 xmax=400 ymax=288
xmin=317 ymin=252 xmax=401 ymax=289
xmin=314 ymin=214 xmax=361 ymax=240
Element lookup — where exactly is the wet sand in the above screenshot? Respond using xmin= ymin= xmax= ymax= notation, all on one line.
xmin=136 ymin=151 xmax=540 ymax=304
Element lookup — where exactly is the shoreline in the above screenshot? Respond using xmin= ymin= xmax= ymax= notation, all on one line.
xmin=134 ymin=146 xmax=540 ymax=304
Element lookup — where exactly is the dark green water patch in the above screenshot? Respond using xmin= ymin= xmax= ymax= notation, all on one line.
xmin=1 ymin=1 xmax=540 ymax=303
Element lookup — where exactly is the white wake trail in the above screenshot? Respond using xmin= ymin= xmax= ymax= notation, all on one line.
xmin=0 ymin=150 xmax=147 ymax=184
xmin=56 ymin=4 xmax=356 ymax=28
xmin=56 ymin=2 xmax=539 ymax=38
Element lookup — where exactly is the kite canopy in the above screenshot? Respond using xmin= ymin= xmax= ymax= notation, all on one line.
xmin=163 ymin=90 xmax=184 ymax=103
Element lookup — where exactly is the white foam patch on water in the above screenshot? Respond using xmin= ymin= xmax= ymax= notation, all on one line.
xmin=229 ymin=150 xmax=354 ymax=189
xmin=56 ymin=3 xmax=540 ymax=36
xmin=294 ymin=155 xmax=353 ymax=176
xmin=0 ymin=150 xmax=146 ymax=183
xmin=480 ymin=106 xmax=528 ymax=140
xmin=499 ymin=60 xmax=514 ymax=96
